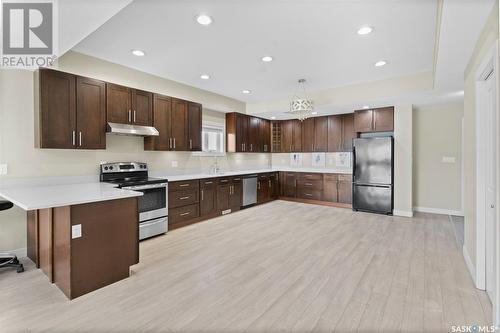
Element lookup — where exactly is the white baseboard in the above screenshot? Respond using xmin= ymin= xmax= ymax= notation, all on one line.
xmin=463 ymin=245 xmax=476 ymax=286
xmin=393 ymin=210 xmax=414 ymax=217
xmin=2 ymin=247 xmax=27 ymax=258
xmin=414 ymin=206 xmax=464 ymax=216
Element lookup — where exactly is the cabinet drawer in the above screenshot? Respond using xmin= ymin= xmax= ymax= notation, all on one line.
xmin=200 ymin=178 xmax=216 ymax=189
xmin=218 ymin=177 xmax=231 ymax=185
xmin=324 ymin=173 xmax=338 ymax=181
xmin=169 ymin=204 xmax=199 ymax=224
xmin=170 ymin=180 xmax=199 ymax=191
xmin=297 ymin=173 xmax=323 ymax=180
xmin=231 ymin=176 xmax=242 ymax=183
xmin=338 ymin=174 xmax=353 ymax=182
xmin=297 ymin=189 xmax=322 ymax=201
xmin=169 ymin=189 xmax=199 ymax=208
xmin=297 ymin=180 xmax=323 ymax=190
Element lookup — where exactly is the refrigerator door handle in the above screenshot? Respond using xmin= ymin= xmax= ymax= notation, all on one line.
xmin=352 ymin=146 xmax=356 ymax=182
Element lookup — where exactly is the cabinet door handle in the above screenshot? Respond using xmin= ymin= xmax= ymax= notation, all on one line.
xmin=180 ymin=212 xmax=191 ymax=216
xmin=258 ymin=181 xmax=261 ymax=190
xmin=250 ymin=144 xmax=253 ymax=152
xmin=179 ymin=184 xmax=190 ymax=187
xmin=79 ymin=132 xmax=82 ymax=147
xmin=133 ymin=110 xmax=136 ymax=123
xmin=201 ymin=190 xmax=204 ymax=201
xmin=169 ymin=138 xmax=172 ymax=149
xmin=128 ymin=110 xmax=131 ymax=122
xmin=173 ymin=138 xmax=176 ymax=149
xmin=305 ymin=193 xmax=313 ymax=197
xmin=268 ymin=180 xmax=271 ymax=188
xmin=189 ymin=139 xmax=192 ymax=149
xmin=241 ymin=143 xmax=244 ymax=151
xmin=204 ymin=181 xmax=213 ymax=184
xmin=72 ymin=130 xmax=76 ymax=146
xmin=180 ymin=196 xmax=190 ymax=200
xmin=305 ymin=183 xmax=312 ymax=186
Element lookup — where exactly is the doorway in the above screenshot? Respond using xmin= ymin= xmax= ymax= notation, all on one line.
xmin=475 ymin=41 xmax=499 ymax=326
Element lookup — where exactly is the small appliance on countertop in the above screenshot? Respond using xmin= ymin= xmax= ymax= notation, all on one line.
xmin=100 ymin=162 xmax=168 ymax=240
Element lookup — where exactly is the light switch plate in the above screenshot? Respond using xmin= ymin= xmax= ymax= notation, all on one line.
xmin=0 ymin=164 xmax=7 ymax=175
xmin=71 ymin=224 xmax=82 ymax=239
xmin=171 ymin=161 xmax=178 ymax=168
xmin=442 ymin=156 xmax=456 ymax=164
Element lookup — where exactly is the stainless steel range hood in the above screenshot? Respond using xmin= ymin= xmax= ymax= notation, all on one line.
xmin=107 ymin=122 xmax=159 ymax=137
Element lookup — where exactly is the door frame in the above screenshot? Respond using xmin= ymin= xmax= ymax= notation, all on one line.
xmin=474 ymin=40 xmax=499 ymax=326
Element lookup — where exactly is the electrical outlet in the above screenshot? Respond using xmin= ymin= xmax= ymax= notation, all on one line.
xmin=442 ymin=156 xmax=456 ymax=164
xmin=171 ymin=161 xmax=178 ymax=168
xmin=0 ymin=164 xmax=7 ymax=175
xmin=71 ymin=224 xmax=82 ymax=239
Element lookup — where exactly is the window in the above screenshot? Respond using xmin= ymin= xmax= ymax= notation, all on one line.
xmin=202 ymin=123 xmax=224 ymax=154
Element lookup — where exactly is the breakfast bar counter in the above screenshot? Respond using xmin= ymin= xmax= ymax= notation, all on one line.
xmin=0 ymin=183 xmax=143 ymax=299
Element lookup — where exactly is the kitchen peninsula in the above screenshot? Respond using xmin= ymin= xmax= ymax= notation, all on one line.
xmin=0 ymin=183 xmax=142 ymax=299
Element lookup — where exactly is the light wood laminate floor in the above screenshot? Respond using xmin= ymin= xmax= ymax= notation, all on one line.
xmin=0 ymin=200 xmax=492 ymax=332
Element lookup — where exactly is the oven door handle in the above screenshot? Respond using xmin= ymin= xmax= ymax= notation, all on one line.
xmin=122 ymin=183 xmax=168 ymax=190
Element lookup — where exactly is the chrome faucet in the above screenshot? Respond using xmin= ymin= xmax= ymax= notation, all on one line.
xmin=210 ymin=157 xmax=220 ymax=174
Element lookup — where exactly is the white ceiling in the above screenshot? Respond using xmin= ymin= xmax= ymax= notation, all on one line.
xmin=73 ymin=0 xmax=438 ymax=103
xmin=58 ymin=0 xmax=132 ymax=56
xmin=434 ymin=0 xmax=496 ymax=90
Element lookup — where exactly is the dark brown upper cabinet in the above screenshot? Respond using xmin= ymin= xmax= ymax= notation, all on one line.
xmin=144 ymin=94 xmax=172 ymax=151
xmin=106 ymin=83 xmax=152 ymax=126
xmin=39 ymin=69 xmax=76 ymax=149
xmin=76 ymin=76 xmax=106 ymax=149
xmin=260 ymin=119 xmax=271 ymax=152
xmin=39 ymin=69 xmax=105 ymax=150
xmin=280 ymin=119 xmax=302 ymax=152
xmin=327 ymin=115 xmax=342 ymax=152
xmin=132 ymin=90 xmax=153 ymax=126
xmin=341 ymin=113 xmax=356 ymax=152
xmin=314 ymin=116 xmax=328 ymax=152
xmin=249 ymin=117 xmax=261 ymax=152
xmin=187 ymin=102 xmax=202 ymax=151
xmin=226 ymin=113 xmax=271 ymax=153
xmin=302 ymin=118 xmax=315 ymax=152
xmin=354 ymin=107 xmax=394 ymax=133
xmin=170 ymin=98 xmax=188 ymax=151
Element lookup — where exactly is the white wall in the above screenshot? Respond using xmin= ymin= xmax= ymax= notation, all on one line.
xmin=0 ymin=52 xmax=270 ymax=252
xmin=413 ymin=102 xmax=463 ymax=214
xmin=393 ymin=105 xmax=413 ymax=217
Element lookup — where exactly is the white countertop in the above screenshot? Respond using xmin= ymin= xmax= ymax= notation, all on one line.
xmin=155 ymin=167 xmax=352 ymax=182
xmin=0 ymin=182 xmax=143 ymax=211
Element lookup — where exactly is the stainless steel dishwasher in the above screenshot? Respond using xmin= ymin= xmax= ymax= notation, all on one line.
xmin=242 ymin=174 xmax=258 ymax=207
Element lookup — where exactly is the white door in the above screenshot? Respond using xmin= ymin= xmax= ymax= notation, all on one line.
xmin=485 ymin=72 xmax=497 ymax=302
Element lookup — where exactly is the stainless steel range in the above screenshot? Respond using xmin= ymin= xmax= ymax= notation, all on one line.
xmin=100 ymin=162 xmax=168 ymax=240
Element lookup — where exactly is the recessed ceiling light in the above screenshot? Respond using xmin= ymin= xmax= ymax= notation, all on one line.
xmin=311 ymin=112 xmax=318 ymax=115
xmin=200 ymin=74 xmax=210 ymax=80
xmin=374 ymin=60 xmax=387 ymax=67
xmin=196 ymin=14 xmax=212 ymax=25
xmin=362 ymin=105 xmax=370 ymax=109
xmin=131 ymin=49 xmax=145 ymax=57
xmin=357 ymin=26 xmax=373 ymax=35
xmin=242 ymin=89 xmax=251 ymax=94
xmin=271 ymin=116 xmax=276 ymax=120
xmin=262 ymin=56 xmax=273 ymax=62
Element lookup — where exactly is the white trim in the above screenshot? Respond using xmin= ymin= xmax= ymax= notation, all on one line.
xmin=475 ymin=41 xmax=498 ymax=291
xmin=413 ymin=206 xmax=464 ymax=216
xmin=2 ymin=247 xmax=27 ymax=258
xmin=393 ymin=210 xmax=413 ymax=218
xmin=463 ymin=245 xmax=476 ymax=285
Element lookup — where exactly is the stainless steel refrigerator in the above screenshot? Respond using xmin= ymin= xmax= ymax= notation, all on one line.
xmin=352 ymin=137 xmax=394 ymax=214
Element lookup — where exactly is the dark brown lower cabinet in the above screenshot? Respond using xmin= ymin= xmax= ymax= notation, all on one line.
xmin=283 ymin=172 xmax=297 ymax=197
xmin=323 ymin=174 xmax=338 ymax=202
xmin=270 ymin=173 xmax=279 ymax=199
xmin=200 ymin=179 xmax=217 ymax=218
xmin=279 ymin=172 xmax=352 ymax=207
xmin=28 ymin=197 xmax=138 ymax=299
xmin=169 ymin=180 xmax=200 ymax=229
xmin=257 ymin=174 xmax=270 ymax=203
xmin=229 ymin=177 xmax=243 ymax=209
xmin=338 ymin=175 xmax=353 ymax=204
xmin=217 ymin=178 xmax=231 ymax=213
